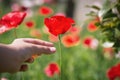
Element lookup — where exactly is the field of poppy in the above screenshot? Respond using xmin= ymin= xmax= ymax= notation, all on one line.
xmin=0 ymin=0 xmax=120 ymax=80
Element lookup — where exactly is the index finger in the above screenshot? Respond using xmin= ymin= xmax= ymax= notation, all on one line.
xmin=23 ymin=38 xmax=54 ymax=47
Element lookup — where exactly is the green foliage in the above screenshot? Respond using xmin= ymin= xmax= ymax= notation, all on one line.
xmin=89 ymin=0 xmax=120 ymax=52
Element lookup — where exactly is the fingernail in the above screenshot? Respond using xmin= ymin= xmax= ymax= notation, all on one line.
xmin=50 ymin=47 xmax=56 ymax=52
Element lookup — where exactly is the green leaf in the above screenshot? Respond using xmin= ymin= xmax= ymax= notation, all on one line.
xmin=98 ymin=0 xmax=117 ymax=20
xmin=86 ymin=5 xmax=100 ymax=10
xmin=116 ymin=4 xmax=120 ymax=13
xmin=86 ymin=11 xmax=97 ymax=16
xmin=102 ymin=10 xmax=117 ymax=19
xmin=95 ymin=22 xmax=101 ymax=27
xmin=115 ymin=28 xmax=120 ymax=38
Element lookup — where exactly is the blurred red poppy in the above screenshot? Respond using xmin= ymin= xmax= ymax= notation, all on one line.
xmin=25 ymin=20 xmax=35 ymax=28
xmin=107 ymin=63 xmax=120 ymax=80
xmin=83 ymin=37 xmax=99 ymax=50
xmin=44 ymin=62 xmax=60 ymax=77
xmin=61 ymin=34 xmax=80 ymax=47
xmin=39 ymin=6 xmax=53 ymax=16
xmin=87 ymin=21 xmax=98 ymax=32
xmin=83 ymin=37 xmax=92 ymax=46
xmin=44 ymin=16 xmax=75 ymax=36
xmin=0 ymin=11 xmax=26 ymax=34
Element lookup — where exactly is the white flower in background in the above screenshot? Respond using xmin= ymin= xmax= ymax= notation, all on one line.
xmin=90 ymin=38 xmax=99 ymax=50
xmin=83 ymin=37 xmax=99 ymax=50
xmin=102 ymin=42 xmax=114 ymax=48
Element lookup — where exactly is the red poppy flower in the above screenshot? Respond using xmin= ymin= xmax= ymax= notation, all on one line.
xmin=0 ymin=11 xmax=26 ymax=34
xmin=107 ymin=63 xmax=120 ymax=80
xmin=44 ymin=62 xmax=60 ymax=77
xmin=83 ymin=37 xmax=99 ymax=50
xmin=25 ymin=21 xmax=35 ymax=28
xmin=39 ymin=6 xmax=53 ymax=16
xmin=87 ymin=21 xmax=98 ymax=32
xmin=83 ymin=37 xmax=92 ymax=46
xmin=61 ymin=34 xmax=80 ymax=47
xmin=44 ymin=15 xmax=75 ymax=36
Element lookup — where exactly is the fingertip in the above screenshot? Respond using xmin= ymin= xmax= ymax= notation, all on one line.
xmin=50 ymin=47 xmax=56 ymax=53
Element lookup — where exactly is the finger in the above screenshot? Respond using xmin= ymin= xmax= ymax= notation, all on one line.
xmin=25 ymin=57 xmax=34 ymax=63
xmin=19 ymin=64 xmax=28 ymax=72
xmin=23 ymin=38 xmax=54 ymax=47
xmin=32 ymin=45 xmax=56 ymax=55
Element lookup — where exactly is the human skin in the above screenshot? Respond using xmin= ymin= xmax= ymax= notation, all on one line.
xmin=0 ymin=38 xmax=56 ymax=73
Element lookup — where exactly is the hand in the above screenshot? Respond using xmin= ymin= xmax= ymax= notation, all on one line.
xmin=0 ymin=38 xmax=56 ymax=73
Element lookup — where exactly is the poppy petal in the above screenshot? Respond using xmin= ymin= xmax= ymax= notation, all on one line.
xmin=44 ymin=15 xmax=75 ymax=36
xmin=0 ymin=11 xmax=26 ymax=34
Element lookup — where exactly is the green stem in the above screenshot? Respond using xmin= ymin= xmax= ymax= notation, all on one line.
xmin=58 ymin=35 xmax=62 ymax=80
xmin=22 ymin=72 xmax=24 ymax=80
xmin=14 ymin=28 xmax=18 ymax=38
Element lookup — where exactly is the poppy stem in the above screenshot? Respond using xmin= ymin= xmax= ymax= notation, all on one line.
xmin=14 ymin=28 xmax=18 ymax=38
xmin=58 ymin=35 xmax=62 ymax=80
xmin=22 ymin=72 xmax=25 ymax=80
